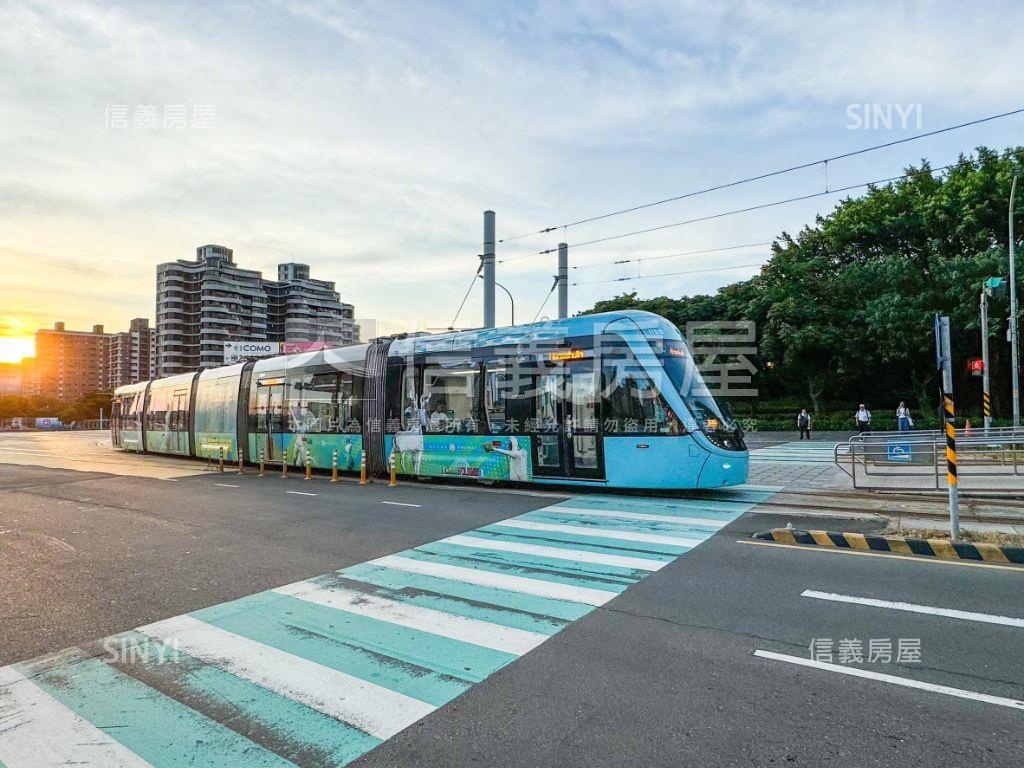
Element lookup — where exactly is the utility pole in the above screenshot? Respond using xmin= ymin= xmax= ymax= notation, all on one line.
xmin=1009 ymin=175 xmax=1019 ymax=426
xmin=980 ymin=288 xmax=991 ymax=429
xmin=483 ymin=211 xmax=496 ymax=328
xmin=937 ymin=315 xmax=960 ymax=539
xmin=557 ymin=242 xmax=568 ymax=319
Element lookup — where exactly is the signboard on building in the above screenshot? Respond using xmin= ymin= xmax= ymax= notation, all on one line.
xmin=283 ymin=340 xmax=334 ymax=354
xmin=223 ymin=341 xmax=282 ymax=365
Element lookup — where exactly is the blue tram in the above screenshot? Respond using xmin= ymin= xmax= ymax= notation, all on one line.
xmin=111 ymin=311 xmax=748 ymax=489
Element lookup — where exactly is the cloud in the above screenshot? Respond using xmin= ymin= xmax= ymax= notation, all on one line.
xmin=1 ymin=0 xmax=1023 ymax=330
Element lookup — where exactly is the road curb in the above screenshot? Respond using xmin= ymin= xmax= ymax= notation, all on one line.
xmin=752 ymin=528 xmax=1024 ymax=565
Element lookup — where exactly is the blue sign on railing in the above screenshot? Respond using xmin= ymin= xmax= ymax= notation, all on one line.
xmin=887 ymin=442 xmax=912 ymax=462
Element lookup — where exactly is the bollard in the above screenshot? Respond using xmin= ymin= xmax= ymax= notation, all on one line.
xmin=331 ymin=449 xmax=339 ymax=483
xmin=388 ymin=450 xmax=397 ymax=487
xmin=305 ymin=449 xmax=312 ymax=480
xmin=281 ymin=452 xmax=289 ymax=478
xmin=258 ymin=449 xmax=265 ymax=477
xmin=218 ymin=445 xmax=225 ymax=473
xmin=238 ymin=448 xmax=245 ymax=475
xmin=359 ymin=450 xmax=367 ymax=485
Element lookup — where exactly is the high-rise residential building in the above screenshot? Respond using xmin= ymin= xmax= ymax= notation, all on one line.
xmin=156 ymin=246 xmax=358 ymax=376
xmin=107 ymin=318 xmax=157 ymax=389
xmin=266 ymin=263 xmax=358 ymax=347
xmin=33 ymin=322 xmax=109 ymax=401
xmin=156 ymin=245 xmax=268 ymax=376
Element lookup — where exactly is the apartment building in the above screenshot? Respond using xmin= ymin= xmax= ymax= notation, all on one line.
xmin=156 ymin=246 xmax=357 ymax=376
xmin=107 ymin=318 xmax=157 ymax=390
xmin=32 ymin=322 xmax=109 ymax=401
xmin=266 ymin=263 xmax=358 ymax=348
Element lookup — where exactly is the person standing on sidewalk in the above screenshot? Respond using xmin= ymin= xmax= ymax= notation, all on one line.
xmin=797 ymin=408 xmax=812 ymax=440
xmin=896 ymin=401 xmax=914 ymax=432
xmin=855 ymin=404 xmax=872 ymax=433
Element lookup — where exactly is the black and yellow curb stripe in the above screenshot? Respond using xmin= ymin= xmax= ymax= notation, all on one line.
xmin=752 ymin=528 xmax=1024 ymax=565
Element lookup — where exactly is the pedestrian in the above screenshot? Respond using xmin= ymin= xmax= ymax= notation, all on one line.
xmin=895 ymin=401 xmax=913 ymax=432
xmin=796 ymin=408 xmax=812 ymax=440
xmin=854 ymin=404 xmax=872 ymax=434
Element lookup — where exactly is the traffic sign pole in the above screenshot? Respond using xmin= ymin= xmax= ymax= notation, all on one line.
xmin=937 ymin=316 xmax=960 ymax=540
xmin=980 ymin=289 xmax=991 ymax=429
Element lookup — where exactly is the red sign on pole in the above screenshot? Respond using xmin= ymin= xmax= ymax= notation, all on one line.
xmin=967 ymin=357 xmax=984 ymax=377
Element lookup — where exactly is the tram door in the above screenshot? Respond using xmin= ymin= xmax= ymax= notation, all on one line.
xmin=256 ymin=380 xmax=287 ymax=462
xmin=168 ymin=389 xmax=190 ymax=455
xmin=532 ymin=364 xmax=603 ymax=480
xmin=111 ymin=399 xmax=122 ymax=445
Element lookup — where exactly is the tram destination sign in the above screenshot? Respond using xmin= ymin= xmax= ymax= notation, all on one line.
xmin=223 ymin=341 xmax=283 ymax=365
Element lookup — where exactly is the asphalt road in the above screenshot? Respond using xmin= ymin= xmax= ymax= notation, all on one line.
xmin=1 ymin=441 xmax=1021 ymax=767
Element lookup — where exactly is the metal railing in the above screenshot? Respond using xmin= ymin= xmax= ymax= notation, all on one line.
xmin=835 ymin=427 xmax=1024 ymax=492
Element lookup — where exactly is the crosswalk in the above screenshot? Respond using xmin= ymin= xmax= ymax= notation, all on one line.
xmin=0 ymin=486 xmax=777 ymax=767
xmin=750 ymin=441 xmax=843 ymax=463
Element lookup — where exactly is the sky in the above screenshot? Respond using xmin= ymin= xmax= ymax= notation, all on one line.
xmin=2 ymin=0 xmax=1024 ymax=362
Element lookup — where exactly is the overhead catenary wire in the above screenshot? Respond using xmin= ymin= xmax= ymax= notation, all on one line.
xmin=571 ymin=241 xmax=773 ymax=271
xmin=505 ymin=161 xmax=962 ymax=260
xmin=448 ymin=258 xmax=483 ymax=330
xmin=499 ymin=107 xmax=1024 ymax=243
xmin=572 ymin=261 xmax=766 ymax=286
xmin=533 ymin=281 xmax=557 ymax=322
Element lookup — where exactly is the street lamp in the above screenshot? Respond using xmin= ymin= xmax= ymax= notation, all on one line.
xmin=478 ymin=275 xmax=514 ymax=326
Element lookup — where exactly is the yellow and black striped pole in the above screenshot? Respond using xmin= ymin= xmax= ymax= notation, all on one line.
xmin=983 ymin=391 xmax=992 ymax=423
xmin=937 ymin=315 xmax=960 ymax=540
xmin=942 ymin=391 xmax=961 ymax=539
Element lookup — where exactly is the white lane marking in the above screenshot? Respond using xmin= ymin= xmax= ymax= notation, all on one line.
xmin=802 ymin=590 xmax=1024 ymax=628
xmin=214 ymin=483 xmax=239 ymax=488
xmin=442 ymin=534 xmax=667 ymax=572
xmin=547 ymin=506 xmax=728 ymax=528
xmin=274 ymin=582 xmax=547 ymax=656
xmin=371 ymin=554 xmax=616 ymax=607
xmin=138 ymin=614 xmax=434 ymax=740
xmin=754 ymin=650 xmax=1024 ymax=710
xmin=494 ymin=519 xmax=704 ymax=548
xmin=0 ymin=667 xmax=155 ymax=767
xmin=286 ymin=490 xmax=317 ymax=496
xmin=162 ymin=478 xmax=179 ymax=482
xmin=380 ymin=501 xmax=421 ymax=508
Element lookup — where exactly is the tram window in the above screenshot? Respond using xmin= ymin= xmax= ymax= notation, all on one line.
xmin=484 ymin=364 xmax=509 ymax=432
xmin=195 ymin=376 xmax=238 ymax=434
xmin=287 ymin=371 xmax=339 ymax=433
xmin=146 ymin=387 xmax=169 ymax=431
xmin=423 ymin=358 xmax=480 ymax=434
xmin=399 ymin=365 xmax=420 ymax=431
xmin=601 ymin=353 xmax=682 ymax=435
xmin=338 ymin=373 xmax=364 ymax=433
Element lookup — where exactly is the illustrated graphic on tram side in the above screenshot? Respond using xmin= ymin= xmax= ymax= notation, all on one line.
xmin=386 ymin=434 xmax=531 ymax=480
xmin=248 ymin=432 xmax=363 ymax=470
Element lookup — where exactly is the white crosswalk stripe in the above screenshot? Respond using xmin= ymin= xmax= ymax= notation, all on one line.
xmin=273 ymin=581 xmax=549 ymax=655
xmin=0 ymin=668 xmax=154 ymax=768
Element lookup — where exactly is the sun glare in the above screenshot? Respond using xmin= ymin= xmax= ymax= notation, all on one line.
xmin=0 ymin=336 xmax=35 ymax=364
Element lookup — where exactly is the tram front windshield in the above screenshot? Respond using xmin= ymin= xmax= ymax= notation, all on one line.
xmin=655 ymin=339 xmax=745 ymax=450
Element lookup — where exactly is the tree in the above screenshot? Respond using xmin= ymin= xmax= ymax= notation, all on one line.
xmin=579 ymin=146 xmax=1024 ymax=419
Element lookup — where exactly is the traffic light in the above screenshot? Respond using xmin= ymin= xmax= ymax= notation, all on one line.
xmin=985 ymin=276 xmax=1008 ymax=299
xmin=967 ymin=357 xmax=984 ymax=377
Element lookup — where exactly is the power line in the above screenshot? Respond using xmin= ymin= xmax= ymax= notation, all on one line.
xmin=572 ymin=262 xmax=766 ymax=286
xmin=571 ymin=241 xmax=773 ymax=271
xmin=448 ymin=259 xmax=483 ymax=330
xmin=533 ymin=283 xmax=556 ymax=322
xmin=500 ymin=107 xmax=1024 ymax=243
xmin=511 ymin=161 xmax=960 ymax=258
